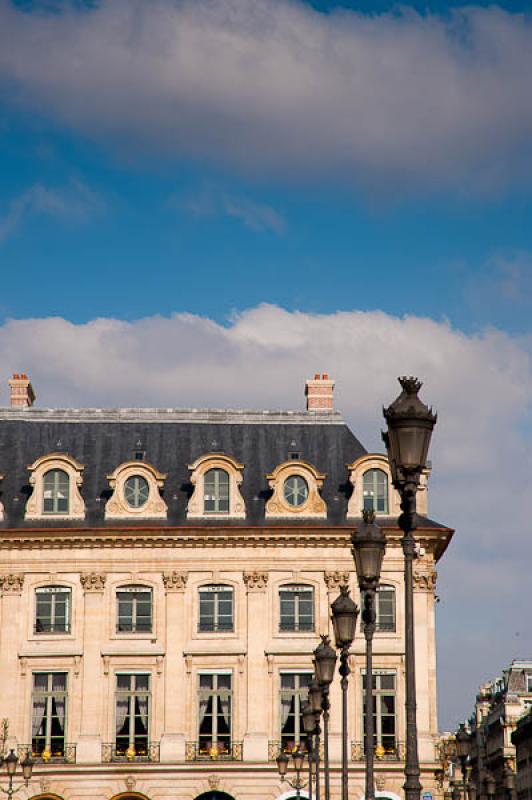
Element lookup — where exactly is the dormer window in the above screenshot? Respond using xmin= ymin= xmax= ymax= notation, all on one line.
xmin=105 ymin=462 xmax=167 ymax=520
xmin=363 ymin=469 xmax=388 ymax=514
xmin=187 ymin=454 xmax=246 ymax=519
xmin=204 ymin=468 xmax=230 ymax=513
xmin=283 ymin=475 xmax=309 ymax=507
xmin=124 ymin=475 xmax=150 ymax=509
xmin=43 ymin=469 xmax=70 ymax=514
xmin=25 ymin=453 xmax=85 ymax=521
xmin=265 ymin=460 xmax=326 ymax=519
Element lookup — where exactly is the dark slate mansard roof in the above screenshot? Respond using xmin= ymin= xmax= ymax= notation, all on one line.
xmin=0 ymin=406 xmax=448 ymax=530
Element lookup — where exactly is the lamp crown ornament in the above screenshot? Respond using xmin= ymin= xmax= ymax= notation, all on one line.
xmin=362 ymin=507 xmax=376 ymax=524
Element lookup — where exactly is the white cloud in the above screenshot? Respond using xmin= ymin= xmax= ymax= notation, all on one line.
xmin=0 ymin=304 xmax=531 ymax=726
xmin=2 ymin=2 xmax=532 ymax=191
xmin=176 ymin=185 xmax=285 ymax=233
xmin=0 ymin=179 xmax=104 ymax=242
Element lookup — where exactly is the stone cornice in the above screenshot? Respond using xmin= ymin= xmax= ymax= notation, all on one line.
xmin=0 ymin=525 xmax=453 ymax=560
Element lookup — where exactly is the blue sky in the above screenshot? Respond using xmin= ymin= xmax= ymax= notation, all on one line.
xmin=2 ymin=0 xmax=532 ymax=730
xmin=2 ymin=0 xmax=532 ymax=333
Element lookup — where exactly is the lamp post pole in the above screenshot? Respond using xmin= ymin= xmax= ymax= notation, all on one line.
xmin=314 ymin=635 xmax=337 ymax=800
xmin=352 ymin=508 xmax=386 ymax=800
xmin=309 ymin=678 xmax=323 ymax=800
xmin=331 ymin=586 xmax=359 ymax=800
xmin=302 ymin=702 xmax=317 ymax=800
xmin=383 ymin=376 xmax=437 ymax=800
xmin=456 ymin=724 xmax=472 ymax=800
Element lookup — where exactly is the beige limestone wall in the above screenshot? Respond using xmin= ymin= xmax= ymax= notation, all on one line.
xmin=0 ymin=535 xmax=443 ymax=800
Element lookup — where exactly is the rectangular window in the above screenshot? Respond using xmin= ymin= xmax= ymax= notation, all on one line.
xmin=279 ymin=586 xmax=314 ymax=632
xmin=115 ymin=673 xmax=150 ymax=757
xmin=198 ymin=673 xmax=232 ymax=755
xmin=116 ymin=587 xmax=153 ymax=633
xmin=280 ymin=672 xmax=312 ymax=751
xmin=376 ymin=586 xmax=396 ymax=633
xmin=198 ymin=586 xmax=234 ymax=632
xmin=32 ymin=672 xmax=67 ymax=757
xmin=526 ymin=674 xmax=532 ymax=693
xmin=35 ymin=587 xmax=71 ymax=634
xmin=362 ymin=671 xmax=396 ymax=756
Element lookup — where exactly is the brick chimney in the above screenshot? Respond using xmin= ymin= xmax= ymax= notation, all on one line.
xmin=305 ymin=373 xmax=335 ymax=412
xmin=8 ymin=373 xmax=36 ymax=408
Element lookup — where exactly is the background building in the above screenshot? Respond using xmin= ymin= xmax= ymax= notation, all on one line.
xmin=0 ymin=373 xmax=453 ymax=800
xmin=468 ymin=660 xmax=532 ymax=800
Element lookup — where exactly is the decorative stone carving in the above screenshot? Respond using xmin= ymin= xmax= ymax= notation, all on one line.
xmin=0 ymin=574 xmax=24 ymax=595
xmin=25 ymin=452 xmax=86 ymax=520
xmin=187 ymin=453 xmax=246 ymax=519
xmin=413 ymin=568 xmax=437 ymax=592
xmin=375 ymin=775 xmax=386 ymax=791
xmin=105 ymin=460 xmax=168 ymax=520
xmin=162 ymin=571 xmax=188 ymax=592
xmin=323 ymin=570 xmax=350 ymax=590
xmin=243 ymin=570 xmax=269 ymax=590
xmin=265 ymin=460 xmax=327 ymax=519
xmin=208 ymin=775 xmax=221 ymax=790
xmin=80 ymin=572 xmax=106 ymax=592
xmin=125 ymin=775 xmax=136 ymax=790
xmin=40 ymin=777 xmax=51 ymax=793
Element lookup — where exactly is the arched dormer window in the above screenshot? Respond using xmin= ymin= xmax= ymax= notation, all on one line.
xmin=25 ymin=453 xmax=85 ymax=521
xmin=363 ymin=468 xmax=389 ymax=514
xmin=347 ymin=455 xmax=394 ymax=519
xmin=187 ymin=454 xmax=245 ymax=519
xmin=43 ymin=469 xmax=70 ymax=514
xmin=204 ymin=468 xmax=230 ymax=513
xmin=105 ymin=461 xmax=167 ymax=520
xmin=265 ymin=461 xmax=326 ymax=519
xmin=0 ymin=474 xmax=4 ymax=522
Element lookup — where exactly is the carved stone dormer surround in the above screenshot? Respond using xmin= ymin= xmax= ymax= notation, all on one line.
xmin=346 ymin=453 xmax=398 ymax=519
xmin=162 ymin=571 xmax=188 ymax=592
xmin=265 ymin=459 xmax=327 ymax=519
xmin=105 ymin=460 xmax=168 ymax=520
xmin=243 ymin=570 xmax=269 ymax=591
xmin=0 ymin=574 xmax=24 ymax=595
xmin=25 ymin=452 xmax=85 ymax=521
xmin=187 ymin=453 xmax=246 ymax=519
xmin=80 ymin=572 xmax=106 ymax=593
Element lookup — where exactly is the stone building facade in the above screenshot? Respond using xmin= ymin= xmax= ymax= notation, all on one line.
xmin=468 ymin=660 xmax=532 ymax=800
xmin=0 ymin=373 xmax=452 ymax=800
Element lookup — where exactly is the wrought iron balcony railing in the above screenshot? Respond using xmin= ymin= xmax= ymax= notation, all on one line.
xmin=351 ymin=741 xmax=406 ymax=761
xmin=185 ymin=741 xmax=243 ymax=761
xmin=18 ymin=744 xmax=76 ymax=764
xmin=101 ymin=742 xmax=160 ymax=763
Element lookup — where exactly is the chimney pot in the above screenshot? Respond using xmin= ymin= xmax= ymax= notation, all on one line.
xmin=8 ymin=374 xmax=36 ymax=408
xmin=305 ymin=373 xmax=335 ymax=413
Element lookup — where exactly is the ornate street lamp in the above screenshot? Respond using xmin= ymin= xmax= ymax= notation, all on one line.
xmin=277 ymin=748 xmax=307 ymax=800
xmin=504 ymin=763 xmax=516 ymax=800
xmin=456 ymin=723 xmax=471 ymax=799
xmin=314 ymin=635 xmax=337 ymax=800
xmin=352 ymin=508 xmax=386 ymax=800
xmin=1 ymin=749 xmax=34 ymax=799
xmin=383 ymin=376 xmax=437 ymax=800
xmin=331 ymin=586 xmax=359 ymax=800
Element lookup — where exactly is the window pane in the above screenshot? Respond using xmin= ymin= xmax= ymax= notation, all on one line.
xmin=43 ymin=469 xmax=70 ymax=514
xmin=362 ymin=469 xmax=388 ymax=515
xmin=204 ymin=469 xmax=230 ymax=513
xmin=124 ymin=475 xmax=150 ymax=509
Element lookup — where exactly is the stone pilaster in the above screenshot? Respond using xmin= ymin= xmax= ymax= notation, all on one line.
xmin=160 ymin=571 xmax=188 ymax=762
xmin=77 ymin=573 xmax=106 ymax=763
xmin=243 ymin=570 xmax=269 ymax=760
xmin=0 ymin=575 xmax=24 ymax=736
